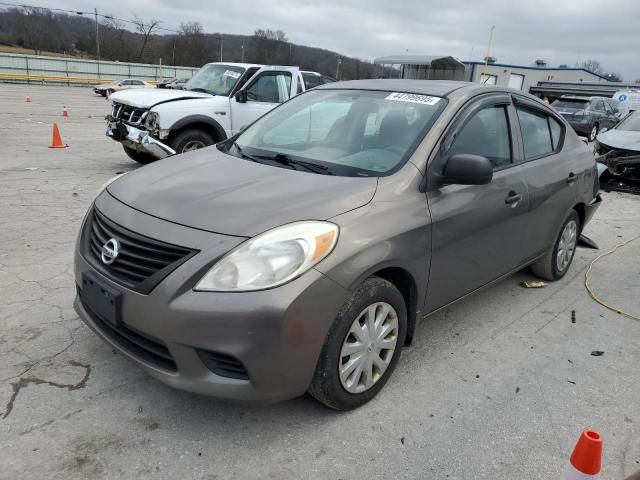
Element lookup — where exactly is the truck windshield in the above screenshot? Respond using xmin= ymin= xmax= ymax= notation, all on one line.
xmin=184 ymin=64 xmax=245 ymax=96
xmin=232 ymin=89 xmax=446 ymax=177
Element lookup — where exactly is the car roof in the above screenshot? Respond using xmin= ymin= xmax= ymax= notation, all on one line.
xmin=558 ymin=95 xmax=593 ymax=101
xmin=315 ymin=79 xmax=544 ymax=102
xmin=204 ymin=62 xmax=263 ymax=68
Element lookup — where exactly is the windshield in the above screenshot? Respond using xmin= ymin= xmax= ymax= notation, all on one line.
xmin=184 ymin=64 xmax=245 ymax=95
xmin=552 ymin=99 xmax=588 ymax=110
xmin=232 ymin=89 xmax=446 ymax=177
xmin=616 ymin=112 xmax=640 ymax=131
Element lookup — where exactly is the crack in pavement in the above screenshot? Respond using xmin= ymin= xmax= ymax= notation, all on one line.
xmin=1 ymin=360 xmax=91 ymax=419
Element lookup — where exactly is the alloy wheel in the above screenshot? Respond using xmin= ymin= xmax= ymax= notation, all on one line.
xmin=339 ymin=302 xmax=399 ymax=394
xmin=556 ymin=220 xmax=577 ymax=272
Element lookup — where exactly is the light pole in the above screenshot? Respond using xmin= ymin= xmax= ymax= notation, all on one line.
xmin=94 ymin=8 xmax=100 ymax=61
xmin=241 ymin=42 xmax=244 ymax=63
xmin=220 ymin=34 xmax=223 ymax=62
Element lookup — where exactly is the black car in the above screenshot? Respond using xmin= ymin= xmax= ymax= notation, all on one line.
xmin=552 ymin=95 xmax=620 ymax=141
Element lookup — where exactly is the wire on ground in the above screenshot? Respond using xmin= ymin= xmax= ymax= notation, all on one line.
xmin=584 ymin=233 xmax=640 ymax=321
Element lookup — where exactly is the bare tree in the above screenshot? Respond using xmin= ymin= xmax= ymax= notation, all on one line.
xmin=578 ymin=59 xmax=604 ymax=75
xmin=176 ymin=21 xmax=207 ymax=66
xmin=132 ymin=15 xmax=161 ymax=62
xmin=252 ymin=29 xmax=288 ymax=64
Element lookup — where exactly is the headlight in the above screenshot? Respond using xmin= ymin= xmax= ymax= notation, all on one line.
xmin=195 ymin=221 xmax=339 ymax=292
xmin=145 ymin=111 xmax=159 ymax=132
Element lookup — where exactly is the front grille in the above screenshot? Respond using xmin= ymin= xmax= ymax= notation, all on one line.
xmin=80 ymin=294 xmax=177 ymax=372
xmin=197 ymin=350 xmax=250 ymax=380
xmin=83 ymin=208 xmax=197 ymax=294
xmin=112 ymin=102 xmax=147 ymax=126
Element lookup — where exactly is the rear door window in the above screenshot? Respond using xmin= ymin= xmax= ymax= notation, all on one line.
xmin=516 ymin=107 xmax=562 ymax=158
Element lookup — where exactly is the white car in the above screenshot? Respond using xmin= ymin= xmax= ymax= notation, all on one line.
xmin=94 ymin=79 xmax=154 ymax=97
xmin=106 ymin=63 xmax=329 ymax=163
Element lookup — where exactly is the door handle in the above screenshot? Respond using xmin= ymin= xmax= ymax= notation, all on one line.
xmin=566 ymin=172 xmax=577 ymax=184
xmin=505 ymin=191 xmax=522 ymax=206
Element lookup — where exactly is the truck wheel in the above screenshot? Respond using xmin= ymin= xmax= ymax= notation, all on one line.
xmin=308 ymin=277 xmax=407 ymax=411
xmin=170 ymin=129 xmax=215 ymax=154
xmin=122 ymin=146 xmax=156 ymax=164
xmin=530 ymin=210 xmax=580 ymax=281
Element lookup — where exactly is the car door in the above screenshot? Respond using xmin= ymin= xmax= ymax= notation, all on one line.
xmin=425 ymin=94 xmax=530 ymax=312
xmin=230 ymin=67 xmax=299 ymax=135
xmin=511 ymin=96 xmax=578 ymax=258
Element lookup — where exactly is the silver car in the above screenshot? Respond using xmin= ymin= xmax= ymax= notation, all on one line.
xmin=74 ymin=80 xmax=601 ymax=410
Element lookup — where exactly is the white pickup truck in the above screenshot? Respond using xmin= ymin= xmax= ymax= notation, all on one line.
xmin=106 ymin=63 xmax=334 ymax=163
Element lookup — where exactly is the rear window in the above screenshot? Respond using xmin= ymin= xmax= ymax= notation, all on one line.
xmin=552 ymin=100 xmax=587 ymax=109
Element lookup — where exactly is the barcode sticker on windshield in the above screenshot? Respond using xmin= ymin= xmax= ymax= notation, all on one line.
xmin=223 ymin=70 xmax=241 ymax=79
xmin=385 ymin=93 xmax=440 ymax=105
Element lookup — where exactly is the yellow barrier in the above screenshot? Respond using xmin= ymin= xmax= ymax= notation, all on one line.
xmin=0 ymin=73 xmax=158 ymax=85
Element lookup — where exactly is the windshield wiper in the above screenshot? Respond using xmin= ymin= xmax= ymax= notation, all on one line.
xmin=232 ymin=142 xmax=264 ymax=163
xmin=254 ymin=153 xmax=333 ymax=175
xmin=188 ymin=87 xmax=215 ymax=95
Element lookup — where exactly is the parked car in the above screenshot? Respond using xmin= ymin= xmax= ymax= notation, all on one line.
xmin=299 ymin=71 xmax=336 ymax=90
xmin=106 ymin=62 xmax=324 ymax=164
xmin=75 ymin=80 xmax=601 ymax=410
xmin=93 ymin=79 xmax=154 ymax=97
xmin=595 ymin=110 xmax=640 ymax=181
xmin=157 ymin=77 xmax=189 ymax=89
xmin=551 ymin=95 xmax=620 ymax=141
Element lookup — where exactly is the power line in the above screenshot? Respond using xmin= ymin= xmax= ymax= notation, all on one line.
xmin=0 ymin=1 xmax=182 ymax=33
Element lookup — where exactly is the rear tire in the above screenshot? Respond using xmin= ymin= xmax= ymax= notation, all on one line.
xmin=530 ymin=210 xmax=580 ymax=281
xmin=588 ymin=124 xmax=598 ymax=142
xmin=308 ymin=277 xmax=407 ymax=411
xmin=122 ymin=146 xmax=156 ymax=164
xmin=169 ymin=129 xmax=215 ymax=154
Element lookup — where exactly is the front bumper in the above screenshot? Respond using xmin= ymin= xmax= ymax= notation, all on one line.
xmin=73 ymin=193 xmax=349 ymax=402
xmin=106 ymin=121 xmax=176 ymax=160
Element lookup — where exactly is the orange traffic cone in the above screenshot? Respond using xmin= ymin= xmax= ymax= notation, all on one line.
xmin=48 ymin=123 xmax=68 ymax=148
xmin=562 ymin=429 xmax=602 ymax=479
xmin=25 ymin=95 xmax=31 ymax=103
xmin=62 ymin=106 xmax=69 ymax=117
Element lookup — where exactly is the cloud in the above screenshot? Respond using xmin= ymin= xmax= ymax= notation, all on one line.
xmin=51 ymin=0 xmax=640 ymax=80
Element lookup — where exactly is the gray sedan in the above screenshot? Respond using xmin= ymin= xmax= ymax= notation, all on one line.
xmin=74 ymin=80 xmax=601 ymax=410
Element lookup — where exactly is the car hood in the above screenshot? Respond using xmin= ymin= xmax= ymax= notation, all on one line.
xmin=597 ymin=129 xmax=640 ymax=152
xmin=107 ymin=148 xmax=378 ymax=237
xmin=109 ymin=88 xmax=212 ymax=109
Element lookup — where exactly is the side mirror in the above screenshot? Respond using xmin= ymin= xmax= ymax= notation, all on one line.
xmin=442 ymin=154 xmax=493 ymax=185
xmin=235 ymin=90 xmax=247 ymax=103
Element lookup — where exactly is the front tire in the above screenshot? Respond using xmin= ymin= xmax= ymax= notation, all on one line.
xmin=588 ymin=124 xmax=598 ymax=142
xmin=169 ymin=129 xmax=215 ymax=154
xmin=122 ymin=146 xmax=156 ymax=164
xmin=309 ymin=277 xmax=407 ymax=410
xmin=530 ymin=210 xmax=580 ymax=281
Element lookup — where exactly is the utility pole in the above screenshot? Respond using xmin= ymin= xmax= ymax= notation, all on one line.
xmin=336 ymin=56 xmax=341 ymax=80
xmin=480 ymin=25 xmax=495 ymax=83
xmin=241 ymin=42 xmax=244 ymax=63
xmin=94 ymin=8 xmax=100 ymax=61
xmin=220 ymin=34 xmax=223 ymax=62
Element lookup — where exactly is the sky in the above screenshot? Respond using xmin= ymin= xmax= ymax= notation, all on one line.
xmin=31 ymin=0 xmax=640 ymax=81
